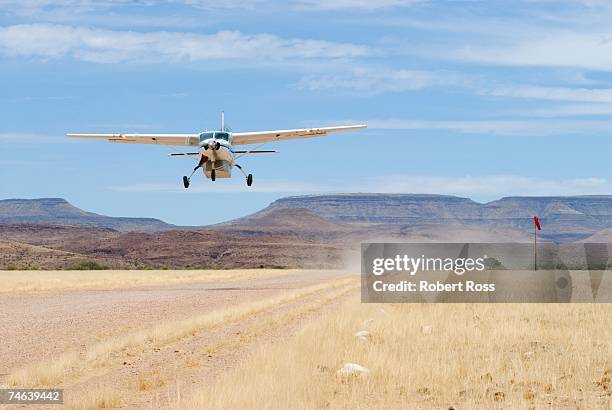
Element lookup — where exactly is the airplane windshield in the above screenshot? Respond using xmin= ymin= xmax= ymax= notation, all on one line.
xmin=214 ymin=132 xmax=230 ymax=141
xmin=199 ymin=132 xmax=230 ymax=142
xmin=199 ymin=132 xmax=214 ymax=141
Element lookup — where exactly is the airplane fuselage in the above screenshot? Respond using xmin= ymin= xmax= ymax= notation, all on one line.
xmin=198 ymin=131 xmax=234 ymax=178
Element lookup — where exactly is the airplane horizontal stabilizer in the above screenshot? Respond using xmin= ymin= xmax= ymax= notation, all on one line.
xmin=167 ymin=152 xmax=199 ymax=156
xmin=232 ymin=150 xmax=278 ymax=154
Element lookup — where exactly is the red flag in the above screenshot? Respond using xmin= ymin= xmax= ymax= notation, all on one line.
xmin=533 ymin=216 xmax=542 ymax=231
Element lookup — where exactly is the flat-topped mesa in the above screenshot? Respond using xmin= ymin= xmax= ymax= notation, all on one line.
xmin=0 ymin=198 xmax=173 ymax=232
xmin=484 ymin=196 xmax=612 ymax=218
xmin=268 ymin=194 xmax=484 ymax=223
xmin=0 ymin=198 xmax=89 ymax=218
xmin=258 ymin=194 xmax=612 ymax=242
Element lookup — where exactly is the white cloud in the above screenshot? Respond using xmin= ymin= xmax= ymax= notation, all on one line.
xmin=108 ymin=178 xmax=326 ymax=193
xmin=108 ymin=174 xmax=611 ymax=198
xmin=0 ymin=1 xmax=206 ymax=28
xmin=485 ymin=86 xmax=612 ymax=103
xmin=481 ymin=85 xmax=612 ymax=117
xmin=295 ymin=0 xmax=422 ymax=10
xmin=453 ymin=30 xmax=612 ymax=71
xmin=0 ymin=24 xmax=369 ymax=64
xmin=363 ymin=118 xmax=612 ymax=136
xmin=182 ymin=0 xmax=270 ymax=9
xmin=0 ymin=0 xmax=130 ymax=14
xmin=2 ymin=0 xmax=427 ymax=14
xmin=515 ymin=104 xmax=612 ymax=117
xmin=297 ymin=67 xmax=466 ymax=95
xmin=364 ymin=174 xmax=611 ymax=197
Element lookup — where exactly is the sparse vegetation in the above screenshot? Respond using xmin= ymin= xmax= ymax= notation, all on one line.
xmin=0 ymin=268 xmax=303 ymax=294
xmin=134 ymin=369 xmax=166 ymax=391
xmin=183 ymin=299 xmax=612 ymax=409
xmin=3 ymin=264 xmax=39 ymax=270
xmin=483 ymin=257 xmax=504 ymax=269
xmin=4 ymin=268 xmax=609 ymax=409
xmin=64 ymin=260 xmax=110 ymax=270
xmin=66 ymin=386 xmax=120 ymax=410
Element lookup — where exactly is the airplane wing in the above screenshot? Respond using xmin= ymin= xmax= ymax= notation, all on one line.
xmin=231 ymin=124 xmax=366 ymax=146
xmin=66 ymin=133 xmax=200 ymax=146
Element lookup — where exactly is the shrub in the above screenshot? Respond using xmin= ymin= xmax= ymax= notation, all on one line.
xmin=65 ymin=260 xmax=110 ymax=270
xmin=483 ymin=257 xmax=504 ymax=270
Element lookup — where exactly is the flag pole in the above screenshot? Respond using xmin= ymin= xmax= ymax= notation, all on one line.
xmin=534 ymin=221 xmax=537 ymax=271
xmin=533 ymin=216 xmax=541 ymax=271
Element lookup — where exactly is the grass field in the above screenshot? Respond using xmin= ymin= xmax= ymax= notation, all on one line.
xmin=0 ymin=268 xmax=302 ymax=293
xmin=183 ymin=299 xmax=612 ymax=409
xmin=1 ymin=269 xmax=610 ymax=409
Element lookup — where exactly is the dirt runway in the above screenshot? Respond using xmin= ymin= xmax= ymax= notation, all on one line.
xmin=0 ymin=270 xmax=358 ymax=409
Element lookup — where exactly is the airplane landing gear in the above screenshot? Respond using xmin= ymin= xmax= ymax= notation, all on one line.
xmin=235 ymin=164 xmax=253 ymax=187
xmin=211 ymin=168 xmax=216 ymax=181
xmin=182 ymin=156 xmax=207 ymax=189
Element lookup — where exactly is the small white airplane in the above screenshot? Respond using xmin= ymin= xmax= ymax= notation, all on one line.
xmin=67 ymin=113 xmax=366 ymax=188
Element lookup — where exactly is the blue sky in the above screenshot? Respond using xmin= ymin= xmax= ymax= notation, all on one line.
xmin=0 ymin=0 xmax=611 ymax=225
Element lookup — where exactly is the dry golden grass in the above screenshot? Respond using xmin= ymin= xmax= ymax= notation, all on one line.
xmin=184 ymin=298 xmax=612 ymax=409
xmin=6 ymin=276 xmax=357 ymax=388
xmin=66 ymin=386 xmax=120 ymax=410
xmin=134 ymin=369 xmax=166 ymax=392
xmin=0 ymin=268 xmax=304 ymax=293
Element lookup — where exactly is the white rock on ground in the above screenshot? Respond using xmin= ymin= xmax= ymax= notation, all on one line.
xmin=354 ymin=330 xmax=371 ymax=341
xmin=421 ymin=324 xmax=433 ymax=334
xmin=337 ymin=363 xmax=370 ymax=378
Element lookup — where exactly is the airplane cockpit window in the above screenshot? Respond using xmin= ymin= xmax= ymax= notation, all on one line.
xmin=214 ymin=132 xmax=230 ymax=141
xmin=199 ymin=132 xmax=214 ymax=141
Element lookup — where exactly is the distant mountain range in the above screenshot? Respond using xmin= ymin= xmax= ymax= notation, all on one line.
xmin=1 ymin=194 xmax=610 ymax=242
xmin=0 ymin=194 xmax=609 ymax=269
xmin=0 ymin=198 xmax=173 ymax=232
xmin=256 ymin=194 xmax=612 ymax=243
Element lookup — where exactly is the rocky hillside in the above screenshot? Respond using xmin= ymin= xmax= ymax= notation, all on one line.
xmin=258 ymin=194 xmax=612 ymax=242
xmin=0 ymin=198 xmax=173 ymax=232
xmin=266 ymin=194 xmax=483 ymax=223
xmin=1 ymin=194 xmax=608 ymax=270
xmin=212 ymin=208 xmax=356 ymax=240
xmin=0 ymin=223 xmax=345 ymax=270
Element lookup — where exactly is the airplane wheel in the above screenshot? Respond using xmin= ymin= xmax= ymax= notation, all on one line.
xmin=247 ymin=174 xmax=253 ymax=186
xmin=211 ymin=169 xmax=216 ymax=181
xmin=183 ymin=176 xmax=190 ymax=189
